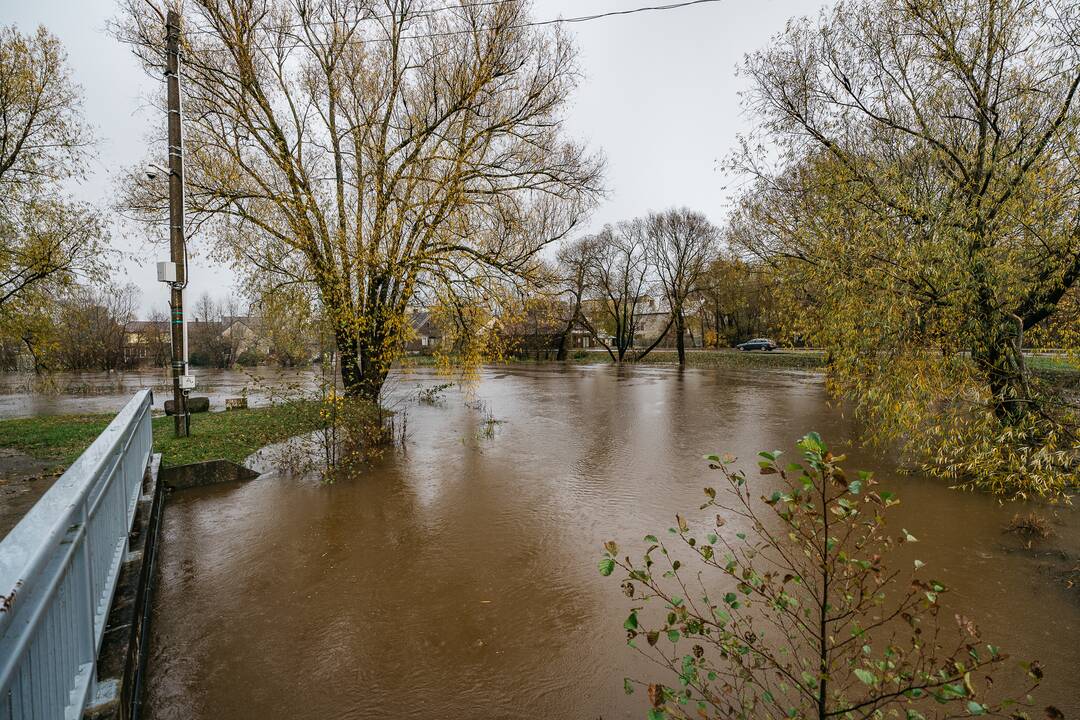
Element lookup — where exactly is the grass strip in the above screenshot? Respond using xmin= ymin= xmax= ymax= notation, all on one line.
xmin=0 ymin=401 xmax=322 ymax=469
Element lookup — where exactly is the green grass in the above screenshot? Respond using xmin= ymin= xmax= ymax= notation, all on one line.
xmin=0 ymin=402 xmax=323 ymax=469
xmin=623 ymin=349 xmax=826 ymax=370
xmin=1027 ymin=354 xmax=1080 ymax=374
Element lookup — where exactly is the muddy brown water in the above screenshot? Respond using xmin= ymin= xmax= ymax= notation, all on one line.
xmin=145 ymin=364 xmax=1079 ymax=719
xmin=0 ymin=367 xmax=323 ymax=418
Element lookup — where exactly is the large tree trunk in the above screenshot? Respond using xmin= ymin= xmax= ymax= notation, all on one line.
xmin=974 ymin=327 xmax=1029 ymax=423
xmin=675 ymin=311 xmax=686 ymax=365
xmin=555 ymin=329 xmax=570 ymax=361
xmin=556 ymin=298 xmax=582 ymax=361
xmin=633 ymin=315 xmax=674 ymax=362
xmin=970 ymin=261 xmax=1031 ymax=423
xmin=335 ymin=327 xmax=390 ymax=403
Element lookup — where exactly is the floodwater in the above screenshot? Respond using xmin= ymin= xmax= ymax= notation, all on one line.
xmin=0 ymin=367 xmax=323 ymax=418
xmin=145 ymin=364 xmax=1080 ymax=719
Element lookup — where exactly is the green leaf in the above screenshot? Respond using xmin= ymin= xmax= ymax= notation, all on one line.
xmin=599 ymin=557 xmax=616 ymax=576
xmin=648 ymin=710 xmax=665 ymax=720
xmin=624 ymin=611 xmax=638 ymax=631
xmin=667 ymin=629 xmax=681 ymax=643
xmin=966 ymin=701 xmax=986 ymax=715
xmin=644 ymin=534 xmax=658 ymax=544
xmin=624 ymin=677 xmax=634 ymax=695
xmin=854 ymin=668 xmax=876 ymax=686
xmin=848 ymin=479 xmax=862 ymax=494
xmin=800 ymin=432 xmax=826 ymax=453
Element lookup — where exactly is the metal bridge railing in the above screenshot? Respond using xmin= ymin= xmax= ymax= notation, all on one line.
xmin=0 ymin=390 xmax=154 ymax=720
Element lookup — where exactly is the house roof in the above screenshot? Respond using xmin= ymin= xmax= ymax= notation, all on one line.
xmin=125 ymin=320 xmax=168 ymax=333
xmin=409 ymin=310 xmax=441 ymax=336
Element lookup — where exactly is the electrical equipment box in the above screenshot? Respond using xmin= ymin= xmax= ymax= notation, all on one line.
xmin=157 ymin=261 xmax=177 ymax=283
xmin=179 ymin=374 xmax=196 ymax=391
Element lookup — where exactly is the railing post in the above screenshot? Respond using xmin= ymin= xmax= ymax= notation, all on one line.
xmin=78 ymin=495 xmax=98 ymax=708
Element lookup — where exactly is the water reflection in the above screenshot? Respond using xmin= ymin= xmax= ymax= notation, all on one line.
xmin=145 ymin=364 xmax=1080 ymax=719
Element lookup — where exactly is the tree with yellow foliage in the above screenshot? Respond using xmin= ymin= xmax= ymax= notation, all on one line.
xmin=117 ymin=0 xmax=602 ymax=402
xmin=732 ymin=0 xmax=1080 ymax=498
xmin=0 ymin=25 xmax=105 ymax=370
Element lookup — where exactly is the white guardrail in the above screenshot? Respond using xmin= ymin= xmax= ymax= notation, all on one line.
xmin=0 ymin=390 xmax=153 ymax=720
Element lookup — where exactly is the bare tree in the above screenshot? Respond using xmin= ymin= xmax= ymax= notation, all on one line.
xmin=53 ymin=283 xmax=139 ymax=371
xmin=189 ymin=292 xmax=234 ymax=368
xmin=553 ymin=234 xmax=597 ymax=360
xmin=645 ymin=208 xmax=718 ymax=364
xmin=115 ymin=0 xmax=603 ymax=402
xmin=582 ymin=221 xmax=654 ymax=362
xmin=144 ymin=308 xmax=172 ymax=367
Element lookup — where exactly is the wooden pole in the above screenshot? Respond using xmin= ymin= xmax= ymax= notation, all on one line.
xmin=166 ymin=10 xmax=189 ymax=437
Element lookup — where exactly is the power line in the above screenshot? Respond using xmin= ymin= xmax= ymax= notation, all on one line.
xmin=181 ymin=0 xmax=726 ymax=46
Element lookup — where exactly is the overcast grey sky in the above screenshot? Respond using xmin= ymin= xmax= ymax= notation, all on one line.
xmin=0 ymin=0 xmax=828 ymax=317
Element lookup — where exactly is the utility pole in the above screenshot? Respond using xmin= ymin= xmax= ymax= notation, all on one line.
xmin=166 ymin=10 xmax=189 ymax=437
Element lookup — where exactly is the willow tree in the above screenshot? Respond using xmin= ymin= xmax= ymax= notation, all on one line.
xmin=117 ymin=0 xmax=602 ymax=401
xmin=732 ymin=0 xmax=1080 ymax=498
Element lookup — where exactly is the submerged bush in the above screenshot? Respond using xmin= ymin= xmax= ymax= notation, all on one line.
xmin=600 ymin=433 xmax=1049 ymax=720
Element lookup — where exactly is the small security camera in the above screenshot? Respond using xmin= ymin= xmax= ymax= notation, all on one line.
xmin=145 ymin=164 xmax=159 ymax=180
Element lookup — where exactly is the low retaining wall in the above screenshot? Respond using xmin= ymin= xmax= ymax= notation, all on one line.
xmin=160 ymin=459 xmax=260 ymax=491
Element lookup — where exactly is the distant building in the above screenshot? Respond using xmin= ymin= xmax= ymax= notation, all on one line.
xmin=405 ymin=310 xmax=442 ymax=354
xmin=576 ymin=295 xmax=701 ymax=352
xmin=221 ymin=315 xmax=271 ymax=360
xmin=123 ymin=320 xmax=169 ymax=366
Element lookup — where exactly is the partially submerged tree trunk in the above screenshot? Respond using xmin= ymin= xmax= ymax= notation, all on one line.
xmin=645 ymin=209 xmax=718 ymax=367
xmin=675 ymin=310 xmax=686 ymax=365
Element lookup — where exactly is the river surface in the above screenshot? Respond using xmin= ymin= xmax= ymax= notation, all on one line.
xmin=143 ymin=364 xmax=1079 ymax=719
xmin=0 ymin=367 xmax=326 ymax=418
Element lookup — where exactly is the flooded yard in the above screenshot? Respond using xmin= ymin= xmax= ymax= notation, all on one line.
xmin=140 ymin=364 xmax=1080 ymax=719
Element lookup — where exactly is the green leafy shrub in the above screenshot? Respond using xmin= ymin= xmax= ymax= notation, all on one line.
xmin=601 ymin=433 xmax=1048 ymax=719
